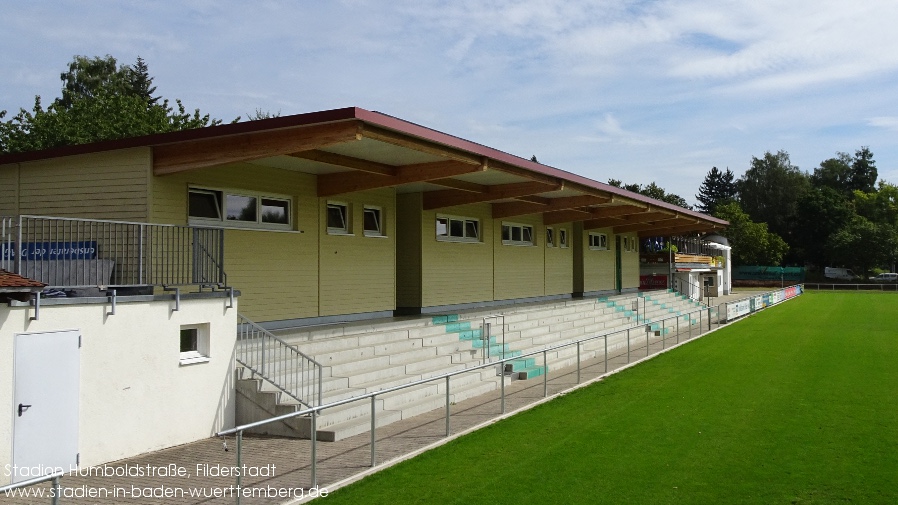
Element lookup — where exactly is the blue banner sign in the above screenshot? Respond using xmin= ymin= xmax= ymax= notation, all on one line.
xmin=1 ymin=241 xmax=98 ymax=260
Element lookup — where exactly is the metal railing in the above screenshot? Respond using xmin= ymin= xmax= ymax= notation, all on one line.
xmin=218 ymin=295 xmax=768 ymax=498
xmin=1 ymin=215 xmax=225 ymax=289
xmin=0 ymin=471 xmax=64 ymax=504
xmin=803 ymin=283 xmax=898 ymax=292
xmin=237 ymin=314 xmax=323 ymax=409
xmin=715 ymin=285 xmax=804 ymax=324
xmin=672 ymin=278 xmax=707 ymax=305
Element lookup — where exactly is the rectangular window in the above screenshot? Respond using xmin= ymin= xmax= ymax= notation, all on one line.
xmin=436 ymin=215 xmax=479 ymax=242
xmin=327 ymin=202 xmax=350 ymax=234
xmin=364 ymin=206 xmax=384 ymax=237
xmin=588 ymin=232 xmax=608 ymax=250
xmin=188 ymin=187 xmax=291 ymax=230
xmin=546 ymin=228 xmax=555 ymax=247
xmin=559 ymin=229 xmax=568 ymax=248
xmin=502 ymin=222 xmax=535 ymax=246
xmin=179 ymin=323 xmax=210 ymax=365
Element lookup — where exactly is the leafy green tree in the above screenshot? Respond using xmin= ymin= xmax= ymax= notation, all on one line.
xmin=737 ymin=150 xmax=810 ymax=242
xmin=1 ymin=55 xmax=230 ymax=154
xmin=811 ymin=152 xmax=853 ymax=194
xmin=854 ymin=182 xmax=898 ymax=226
xmin=695 ymin=166 xmax=737 ymax=215
xmin=714 ymin=201 xmax=789 ymax=266
xmin=607 ymin=179 xmax=692 ymax=209
xmin=793 ymin=187 xmax=855 ymax=267
xmin=826 ymin=216 xmax=897 ymax=276
xmin=849 ymin=147 xmax=877 ymax=194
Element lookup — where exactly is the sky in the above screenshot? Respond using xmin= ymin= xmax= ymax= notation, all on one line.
xmin=3 ymin=0 xmax=898 ymax=206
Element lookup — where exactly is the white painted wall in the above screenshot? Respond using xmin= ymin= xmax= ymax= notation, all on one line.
xmin=0 ymin=296 xmax=236 ymax=484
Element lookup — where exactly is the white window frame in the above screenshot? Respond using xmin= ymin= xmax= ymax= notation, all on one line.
xmin=559 ymin=228 xmax=568 ymax=248
xmin=588 ymin=232 xmax=608 ymax=251
xmin=179 ymin=323 xmax=210 ymax=366
xmin=327 ymin=201 xmax=351 ymax=235
xmin=502 ymin=222 xmax=535 ymax=246
xmin=436 ymin=215 xmax=480 ymax=243
xmin=546 ymin=227 xmax=554 ymax=248
xmin=188 ymin=186 xmax=292 ymax=230
xmin=363 ymin=206 xmax=385 ymax=237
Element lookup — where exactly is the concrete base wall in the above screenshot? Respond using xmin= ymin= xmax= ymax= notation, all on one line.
xmin=0 ymin=295 xmax=237 ymax=484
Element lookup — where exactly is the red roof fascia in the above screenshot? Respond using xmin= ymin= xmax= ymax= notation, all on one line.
xmin=0 ymin=106 xmax=727 ymax=226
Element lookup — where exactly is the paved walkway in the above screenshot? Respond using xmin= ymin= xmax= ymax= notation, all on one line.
xmin=3 ymin=292 xmax=758 ymax=505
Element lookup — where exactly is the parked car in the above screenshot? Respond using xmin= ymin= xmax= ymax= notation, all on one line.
xmin=870 ymin=272 xmax=898 ymax=282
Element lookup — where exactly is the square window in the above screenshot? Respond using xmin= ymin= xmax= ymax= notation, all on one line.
xmin=180 ymin=323 xmax=210 ymax=365
xmin=449 ymin=219 xmax=464 ymax=237
xmin=327 ymin=203 xmax=349 ymax=234
xmin=465 ymin=220 xmax=479 ymax=240
xmin=364 ymin=207 xmax=383 ymax=236
xmin=261 ymin=198 xmax=290 ymax=224
xmin=188 ymin=189 xmax=222 ymax=220
xmin=436 ymin=217 xmax=449 ymax=237
xmin=226 ymin=194 xmax=257 ymax=222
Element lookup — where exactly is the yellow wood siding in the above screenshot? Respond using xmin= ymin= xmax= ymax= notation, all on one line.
xmin=421 ymin=204 xmax=493 ymax=307
xmin=318 ymin=189 xmax=396 ymax=316
xmin=494 ymin=216 xmax=545 ymax=300
xmin=619 ymin=233 xmax=640 ymax=289
xmin=149 ymin=163 xmax=320 ymax=322
xmin=0 ymin=165 xmax=18 ymax=216
xmin=396 ymin=193 xmax=422 ymax=308
xmin=17 ymin=149 xmax=150 ymax=221
xmin=544 ymin=224 xmax=574 ymax=295
xmin=581 ymin=226 xmax=615 ymax=292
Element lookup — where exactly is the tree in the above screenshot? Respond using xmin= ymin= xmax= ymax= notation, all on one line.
xmin=826 ymin=216 xmax=897 ymax=276
xmin=1 ymin=55 xmax=230 ymax=154
xmin=811 ymin=152 xmax=853 ymax=194
xmin=811 ymin=148 xmax=878 ymax=196
xmin=737 ymin=150 xmax=810 ymax=242
xmin=793 ymin=187 xmax=855 ymax=267
xmin=849 ymin=146 xmax=877 ymax=193
xmin=608 ymin=179 xmax=692 ymax=209
xmin=714 ymin=202 xmax=789 ymax=266
xmin=695 ymin=166 xmax=737 ymax=214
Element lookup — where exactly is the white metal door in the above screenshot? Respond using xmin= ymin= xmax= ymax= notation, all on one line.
xmin=12 ymin=330 xmax=80 ymax=483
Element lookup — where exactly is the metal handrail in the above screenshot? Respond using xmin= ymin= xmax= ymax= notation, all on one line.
xmin=716 ymin=284 xmax=804 ymax=325
xmin=803 ymin=282 xmax=898 ymax=291
xmin=1 ymin=214 xmax=226 ymax=290
xmin=218 ymin=287 xmax=803 ymax=495
xmin=0 ymin=471 xmax=64 ymax=505
xmin=237 ymin=314 xmax=323 ymax=408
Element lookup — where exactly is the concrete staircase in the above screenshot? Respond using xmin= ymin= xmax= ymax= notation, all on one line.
xmin=235 ymin=290 xmax=709 ymax=441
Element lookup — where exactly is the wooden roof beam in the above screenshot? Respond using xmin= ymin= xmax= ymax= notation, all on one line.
xmin=154 ymin=121 xmax=363 ymax=175
xmin=492 ymin=194 xmax=612 ymax=219
xmin=614 ymin=218 xmax=688 ymax=234
xmin=423 ymin=181 xmax=561 ymax=211
xmin=361 ymin=125 xmax=483 ymax=166
xmin=318 ymin=160 xmax=486 ymax=197
xmin=288 ymin=149 xmax=396 ymax=176
xmin=637 ymin=223 xmax=718 ymax=237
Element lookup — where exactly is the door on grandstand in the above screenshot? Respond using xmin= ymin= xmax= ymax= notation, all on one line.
xmin=12 ymin=330 xmax=80 ymax=483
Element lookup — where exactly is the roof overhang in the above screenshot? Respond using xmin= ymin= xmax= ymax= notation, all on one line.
xmin=0 ymin=107 xmax=728 ymax=234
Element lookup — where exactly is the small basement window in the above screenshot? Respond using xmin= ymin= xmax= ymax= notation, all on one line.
xmin=502 ymin=223 xmax=534 ymax=246
xmin=327 ymin=202 xmax=350 ymax=234
xmin=588 ymin=232 xmax=608 ymax=250
xmin=179 ymin=323 xmax=210 ymax=365
xmin=436 ymin=215 xmax=480 ymax=242
xmin=364 ymin=206 xmax=384 ymax=237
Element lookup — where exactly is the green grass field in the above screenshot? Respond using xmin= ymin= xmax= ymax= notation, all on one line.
xmin=323 ymin=292 xmax=898 ymax=504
